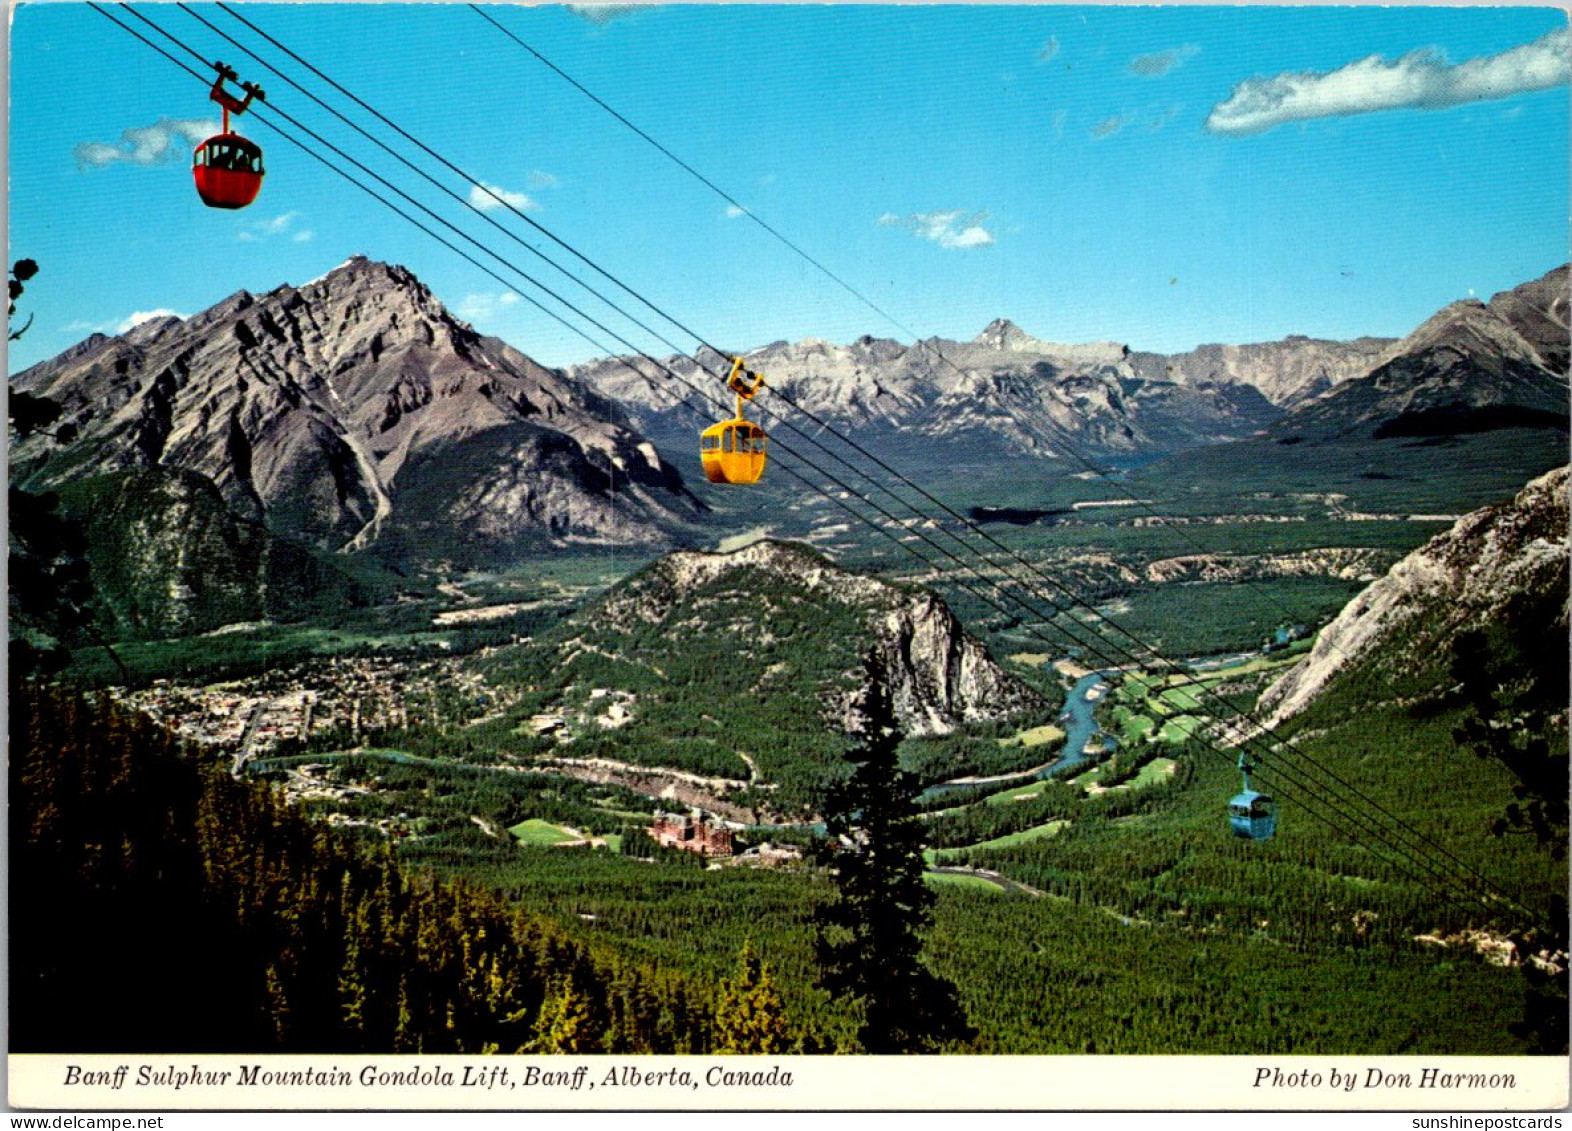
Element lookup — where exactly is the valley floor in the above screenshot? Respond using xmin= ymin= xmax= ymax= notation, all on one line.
xmin=61 ymin=448 xmax=1567 ymax=1055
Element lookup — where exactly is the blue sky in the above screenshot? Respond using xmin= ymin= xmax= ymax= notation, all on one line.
xmin=7 ymin=3 xmax=1569 ymax=374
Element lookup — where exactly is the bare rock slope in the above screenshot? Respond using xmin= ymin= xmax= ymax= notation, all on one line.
xmin=12 ymin=257 xmax=703 ymax=561
xmin=1258 ymin=466 xmax=1569 ymax=727
xmin=1267 ymin=266 xmax=1569 ymax=443
xmin=1128 ymin=335 xmax=1395 ymax=408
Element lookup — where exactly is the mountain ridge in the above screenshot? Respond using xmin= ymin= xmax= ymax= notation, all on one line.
xmin=1268 ymin=266 xmax=1569 ymax=443
xmin=12 ymin=256 xmax=704 ymax=563
xmin=1258 ymin=464 xmax=1570 ymax=727
xmin=570 ymin=266 xmax=1567 ymax=461
xmin=570 ymin=327 xmax=1289 ymax=460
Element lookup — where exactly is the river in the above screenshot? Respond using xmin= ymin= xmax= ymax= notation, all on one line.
xmin=918 ymin=667 xmax=1118 ymax=802
xmin=1184 ymin=650 xmax=1260 ymax=673
xmin=1052 ymin=670 xmax=1118 ymax=776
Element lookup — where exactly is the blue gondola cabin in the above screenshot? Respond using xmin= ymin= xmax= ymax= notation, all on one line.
xmin=1228 ymin=753 xmax=1276 ymax=840
xmin=1228 ymin=788 xmax=1276 ymax=840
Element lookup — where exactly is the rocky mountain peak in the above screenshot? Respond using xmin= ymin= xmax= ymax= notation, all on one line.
xmin=296 ymin=255 xmax=429 ymax=308
xmin=973 ymin=318 xmax=1129 ymax=367
xmin=974 ymin=318 xmax=1029 ymax=349
xmin=1376 ymin=298 xmax=1545 ymax=372
xmin=1487 ymin=264 xmax=1570 ymax=372
xmin=12 ymin=257 xmax=703 ymax=562
xmin=1266 ymin=267 xmax=1570 ymax=442
xmin=1367 ymin=266 xmax=1569 ymax=376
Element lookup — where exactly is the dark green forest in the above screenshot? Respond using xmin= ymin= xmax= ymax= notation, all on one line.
xmin=471 ymin=554 xmax=1058 ymax=811
xmin=15 ymin=667 xmax=1552 ymax=1055
xmin=10 ymin=683 xmax=729 ymax=1054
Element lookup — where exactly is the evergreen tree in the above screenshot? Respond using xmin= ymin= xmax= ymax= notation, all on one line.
xmin=714 ymin=939 xmax=794 ymax=1054
xmin=1450 ymin=593 xmax=1569 ymax=859
xmin=9 ymin=257 xmax=39 ymax=340
xmin=529 ymin=974 xmax=601 ymax=1053
xmin=9 ymin=683 xmax=716 ymax=1054
xmin=7 ymin=261 xmax=115 ymax=680
xmin=8 ymin=442 xmax=99 ymax=677
xmin=813 ymin=665 xmax=976 ymax=1053
xmin=1450 ymin=591 xmax=1569 ymax=1054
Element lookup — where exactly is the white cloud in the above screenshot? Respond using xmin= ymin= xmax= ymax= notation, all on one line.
xmin=724 ymin=204 xmax=746 ymax=219
xmin=1207 ymin=25 xmax=1570 ymax=136
xmin=238 ymin=212 xmax=308 ymax=243
xmin=1091 ymin=115 xmax=1127 ymax=139
xmin=1129 ymin=44 xmax=1200 ymax=77
xmin=74 ymin=117 xmax=218 ymax=169
xmin=944 ymin=225 xmax=995 ymax=249
xmin=567 ymin=5 xmax=643 ymax=26
xmin=879 ymin=210 xmax=996 ymax=250
xmin=528 ymin=170 xmax=561 ymax=189
xmin=456 ymin=292 xmax=521 ymax=322
xmin=1051 ymin=109 xmax=1069 ymax=138
xmin=1038 ymin=36 xmax=1061 ymax=63
xmin=116 ymin=309 xmax=186 ymax=333
xmin=468 ymin=181 xmax=536 ymax=212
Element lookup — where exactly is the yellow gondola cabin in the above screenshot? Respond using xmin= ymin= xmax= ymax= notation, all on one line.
xmin=700 ymin=358 xmax=768 ymax=484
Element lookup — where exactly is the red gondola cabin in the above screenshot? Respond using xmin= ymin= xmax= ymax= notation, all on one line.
xmin=193 ymin=62 xmax=265 ymax=210
xmin=193 ymin=134 xmax=265 ymax=209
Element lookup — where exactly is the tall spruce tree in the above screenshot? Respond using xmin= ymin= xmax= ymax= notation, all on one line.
xmin=529 ymin=973 xmax=601 ymax=1053
xmin=714 ymin=939 xmax=794 ymax=1054
xmin=7 ymin=258 xmax=101 ymax=679
xmin=1450 ymin=590 xmax=1569 ymax=1054
xmin=813 ymin=664 xmax=976 ymax=1053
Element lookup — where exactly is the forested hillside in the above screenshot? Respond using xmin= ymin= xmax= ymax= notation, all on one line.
xmin=9 ymin=683 xmax=727 ymax=1053
xmin=475 ymin=539 xmax=1047 ymax=813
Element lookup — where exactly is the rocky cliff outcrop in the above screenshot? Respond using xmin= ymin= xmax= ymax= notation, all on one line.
xmin=1142 ymin=548 xmax=1390 ymax=586
xmin=1258 ymin=466 xmax=1569 ymax=727
xmin=592 ymin=539 xmax=1040 ymax=735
